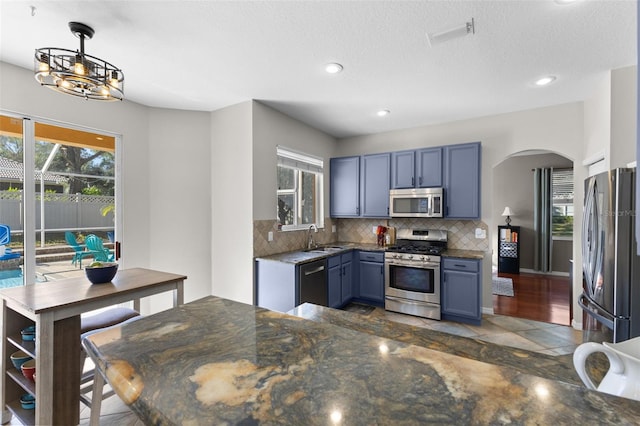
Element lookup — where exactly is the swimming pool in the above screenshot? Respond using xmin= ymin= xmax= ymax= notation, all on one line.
xmin=0 ymin=269 xmax=24 ymax=289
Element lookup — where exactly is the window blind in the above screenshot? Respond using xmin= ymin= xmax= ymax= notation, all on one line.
xmin=277 ymin=146 xmax=323 ymax=174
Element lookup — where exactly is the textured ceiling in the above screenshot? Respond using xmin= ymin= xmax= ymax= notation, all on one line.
xmin=0 ymin=0 xmax=636 ymax=138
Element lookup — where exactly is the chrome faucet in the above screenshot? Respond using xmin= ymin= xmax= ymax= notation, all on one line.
xmin=307 ymin=224 xmax=318 ymax=249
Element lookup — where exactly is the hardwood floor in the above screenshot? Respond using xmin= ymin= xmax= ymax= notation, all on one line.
xmin=493 ymin=272 xmax=572 ymax=326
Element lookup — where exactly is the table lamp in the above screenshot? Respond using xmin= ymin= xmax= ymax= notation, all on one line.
xmin=502 ymin=207 xmax=515 ymax=226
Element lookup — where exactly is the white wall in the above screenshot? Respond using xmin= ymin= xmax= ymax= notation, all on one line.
xmin=336 ymin=102 xmax=586 ymax=315
xmin=583 ymin=72 xmax=611 ymax=170
xmin=611 ymin=66 xmax=638 ymax=168
xmin=210 ymin=101 xmax=254 ymax=304
xmin=148 ymin=108 xmax=212 ymax=310
xmin=252 ymin=101 xmax=337 ymax=220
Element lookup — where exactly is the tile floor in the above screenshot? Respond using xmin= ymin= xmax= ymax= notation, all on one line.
xmin=8 ymin=307 xmax=584 ymax=425
xmin=375 ymin=307 xmax=583 ymax=356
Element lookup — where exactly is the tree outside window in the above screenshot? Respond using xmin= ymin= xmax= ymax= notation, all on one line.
xmin=276 ymin=147 xmax=323 ymax=230
xmin=552 ymin=169 xmax=573 ymax=238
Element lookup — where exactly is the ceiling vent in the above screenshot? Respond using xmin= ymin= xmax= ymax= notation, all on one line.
xmin=426 ymin=18 xmax=475 ymax=47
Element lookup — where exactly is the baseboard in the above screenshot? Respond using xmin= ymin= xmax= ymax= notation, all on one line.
xmin=572 ymin=318 xmax=583 ymax=331
xmin=520 ymin=268 xmax=570 ymax=277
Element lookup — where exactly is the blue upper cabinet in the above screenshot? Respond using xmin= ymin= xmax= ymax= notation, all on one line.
xmin=391 ymin=150 xmax=415 ymax=188
xmin=416 ymin=147 xmax=442 ymax=187
xmin=391 ymin=148 xmax=442 ymax=188
xmin=443 ymin=142 xmax=481 ymax=219
xmin=361 ymin=153 xmax=390 ymax=217
xmin=330 ymin=156 xmax=360 ymax=217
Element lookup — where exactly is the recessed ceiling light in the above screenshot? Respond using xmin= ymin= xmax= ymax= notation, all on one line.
xmin=325 ymin=63 xmax=343 ymax=74
xmin=377 ymin=109 xmax=390 ymax=117
xmin=535 ymin=76 xmax=556 ymax=86
xmin=555 ymin=0 xmax=579 ymax=4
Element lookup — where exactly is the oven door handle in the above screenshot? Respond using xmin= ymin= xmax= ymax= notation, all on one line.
xmin=385 ymin=295 xmax=434 ymax=306
xmin=386 ymin=260 xmax=441 ymax=269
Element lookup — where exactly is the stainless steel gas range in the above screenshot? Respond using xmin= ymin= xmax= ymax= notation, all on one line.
xmin=384 ymin=229 xmax=447 ymax=320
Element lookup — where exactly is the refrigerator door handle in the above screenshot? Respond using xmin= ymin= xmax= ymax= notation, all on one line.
xmin=579 ymin=293 xmax=616 ymax=329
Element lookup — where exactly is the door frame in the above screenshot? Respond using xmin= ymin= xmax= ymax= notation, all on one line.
xmin=1 ymin=110 xmax=123 ymax=284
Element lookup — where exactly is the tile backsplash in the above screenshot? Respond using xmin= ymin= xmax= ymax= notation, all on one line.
xmin=254 ymin=217 xmax=489 ymax=257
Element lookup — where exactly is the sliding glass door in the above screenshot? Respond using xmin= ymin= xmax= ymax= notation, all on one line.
xmin=0 ymin=113 xmax=120 ymax=287
xmin=0 ymin=115 xmax=27 ymax=287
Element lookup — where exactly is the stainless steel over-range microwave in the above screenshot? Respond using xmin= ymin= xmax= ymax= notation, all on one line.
xmin=389 ymin=188 xmax=444 ymax=218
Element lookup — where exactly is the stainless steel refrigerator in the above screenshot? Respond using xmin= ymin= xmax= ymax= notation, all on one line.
xmin=581 ymin=167 xmax=640 ymax=343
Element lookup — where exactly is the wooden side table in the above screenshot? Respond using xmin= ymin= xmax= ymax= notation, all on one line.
xmin=0 ymin=268 xmax=185 ymax=425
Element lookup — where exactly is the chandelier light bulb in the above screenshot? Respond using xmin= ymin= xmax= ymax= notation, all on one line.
xmin=73 ymin=60 xmax=86 ymax=76
xmin=38 ymin=61 xmax=49 ymax=74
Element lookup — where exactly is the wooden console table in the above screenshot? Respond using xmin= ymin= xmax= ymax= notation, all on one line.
xmin=0 ymin=268 xmax=186 ymax=425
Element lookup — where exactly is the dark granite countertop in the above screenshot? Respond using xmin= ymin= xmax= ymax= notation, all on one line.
xmin=255 ymin=242 xmax=384 ymax=265
xmin=83 ymin=296 xmax=640 ymax=425
xmin=442 ymin=248 xmax=485 ymax=259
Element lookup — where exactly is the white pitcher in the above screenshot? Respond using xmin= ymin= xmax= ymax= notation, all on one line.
xmin=573 ymin=336 xmax=640 ymax=401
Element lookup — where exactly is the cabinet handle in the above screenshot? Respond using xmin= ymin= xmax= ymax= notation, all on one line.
xmin=342 ymin=266 xmax=345 ymax=276
xmin=454 ymin=264 xmax=466 ymax=268
xmin=411 ymin=177 xmax=415 ymax=186
xmin=419 ymin=176 xmax=423 ymax=186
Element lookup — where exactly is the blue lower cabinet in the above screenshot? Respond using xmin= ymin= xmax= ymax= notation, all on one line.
xmin=328 ymin=262 xmax=342 ymax=308
xmin=441 ymin=257 xmax=481 ymax=325
xmin=328 ymin=252 xmax=354 ymax=308
xmin=357 ymin=251 xmax=385 ymax=305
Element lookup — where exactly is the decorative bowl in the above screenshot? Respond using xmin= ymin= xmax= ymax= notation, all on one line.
xmin=21 ymin=359 xmax=35 ymax=381
xmin=21 ymin=325 xmax=36 ymax=341
xmin=20 ymin=393 xmax=35 ymax=410
xmin=10 ymin=351 xmax=32 ymax=370
xmin=85 ymin=262 xmax=118 ymax=284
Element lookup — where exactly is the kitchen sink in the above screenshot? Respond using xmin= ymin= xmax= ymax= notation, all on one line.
xmin=304 ymin=246 xmax=344 ymax=253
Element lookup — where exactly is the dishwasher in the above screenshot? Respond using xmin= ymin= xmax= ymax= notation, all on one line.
xmin=298 ymin=259 xmax=327 ymax=307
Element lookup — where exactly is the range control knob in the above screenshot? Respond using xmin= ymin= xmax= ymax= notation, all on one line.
xmin=407 ymin=255 xmax=413 ymax=260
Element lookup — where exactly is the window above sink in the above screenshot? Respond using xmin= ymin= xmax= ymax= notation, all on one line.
xmin=276 ymin=146 xmax=324 ymax=231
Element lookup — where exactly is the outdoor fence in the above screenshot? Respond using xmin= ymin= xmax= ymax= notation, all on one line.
xmin=0 ymin=190 xmax=114 ymax=234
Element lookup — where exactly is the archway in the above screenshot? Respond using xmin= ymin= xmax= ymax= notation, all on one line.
xmin=491 ymin=150 xmax=574 ymax=326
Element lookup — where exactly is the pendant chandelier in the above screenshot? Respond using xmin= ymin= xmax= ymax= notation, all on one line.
xmin=34 ymin=22 xmax=124 ymax=101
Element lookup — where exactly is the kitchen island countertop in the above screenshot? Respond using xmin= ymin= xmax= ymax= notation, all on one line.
xmin=83 ymin=296 xmax=640 ymax=425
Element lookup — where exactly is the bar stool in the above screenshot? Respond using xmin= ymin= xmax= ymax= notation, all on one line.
xmin=79 ymin=308 xmax=140 ymax=424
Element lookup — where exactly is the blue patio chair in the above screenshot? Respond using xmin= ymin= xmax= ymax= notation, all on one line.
xmin=65 ymin=232 xmax=97 ymax=268
xmin=84 ymin=234 xmax=115 ymax=262
xmin=0 ymin=224 xmax=21 ymax=261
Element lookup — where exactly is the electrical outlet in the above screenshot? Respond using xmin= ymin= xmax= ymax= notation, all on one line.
xmin=475 ymin=228 xmax=486 ymax=239
xmin=372 ymin=226 xmax=378 ymax=234
xmin=268 ymin=231 xmax=273 ymax=242
xmin=332 ymin=225 xmax=336 ymax=233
